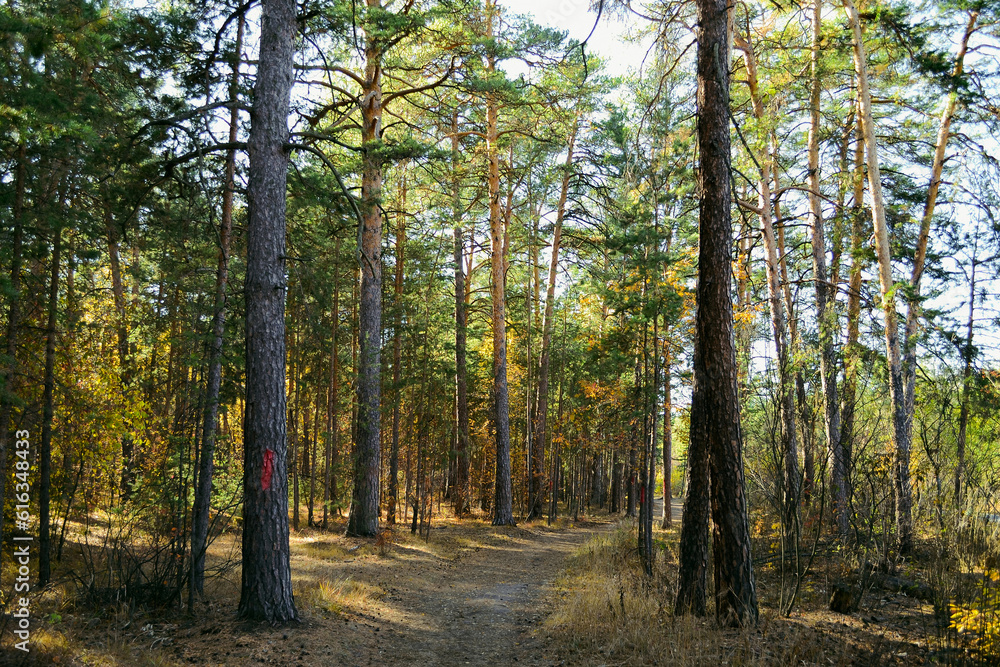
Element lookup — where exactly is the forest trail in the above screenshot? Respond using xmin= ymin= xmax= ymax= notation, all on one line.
xmin=172 ymin=514 xmax=630 ymax=666
xmin=368 ymin=521 xmax=608 ymax=666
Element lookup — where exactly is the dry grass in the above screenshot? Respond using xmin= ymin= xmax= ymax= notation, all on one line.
xmin=543 ymin=521 xmax=885 ymax=666
xmin=298 ymin=576 xmax=385 ymax=616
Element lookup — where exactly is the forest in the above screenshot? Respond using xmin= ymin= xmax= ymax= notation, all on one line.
xmin=1 ymin=0 xmax=1000 ymax=663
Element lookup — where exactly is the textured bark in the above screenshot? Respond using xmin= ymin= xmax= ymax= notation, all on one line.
xmin=238 ymin=0 xmax=297 ymax=623
xmin=682 ymin=0 xmax=758 ymax=625
xmin=806 ymin=0 xmax=844 ymax=536
xmin=191 ymin=13 xmax=243 ymax=602
xmin=0 ymin=144 xmax=26 ymax=565
xmin=388 ymin=169 xmax=406 ymax=526
xmin=39 ymin=226 xmax=62 ymax=587
xmin=530 ymin=117 xmax=578 ymax=520
xmin=844 ymin=0 xmax=912 ymax=551
xmin=486 ymin=0 xmax=514 ymax=527
xmin=347 ymin=0 xmax=385 ymax=537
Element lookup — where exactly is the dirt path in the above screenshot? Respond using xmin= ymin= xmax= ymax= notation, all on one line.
xmin=367 ymin=523 xmax=607 ymax=666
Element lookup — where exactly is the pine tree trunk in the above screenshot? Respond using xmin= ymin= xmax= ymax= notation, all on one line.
xmin=680 ymin=0 xmax=758 ymax=625
xmin=904 ymin=12 xmax=978 ymax=486
xmin=452 ymin=117 xmax=471 ymax=516
xmin=734 ymin=34 xmax=799 ymax=532
xmin=39 ymin=226 xmax=62 ymax=587
xmin=844 ymin=0 xmax=912 ymax=551
xmin=487 ymin=0 xmax=514 ymax=527
xmin=324 ymin=238 xmax=341 ymax=528
xmin=238 ymin=0 xmax=297 ymax=623
xmin=806 ymin=0 xmax=845 ymax=536
xmin=661 ymin=339 xmax=673 ymax=528
xmin=838 ymin=105 xmax=865 ymax=535
xmin=104 ymin=193 xmax=135 ymax=497
xmin=388 ymin=170 xmax=406 ymax=526
xmin=347 ymin=0 xmax=386 ymax=537
xmin=956 ymin=254 xmax=976 ymax=507
xmin=190 ymin=13 xmax=243 ymax=601
xmin=0 ymin=144 xmax=26 ymax=567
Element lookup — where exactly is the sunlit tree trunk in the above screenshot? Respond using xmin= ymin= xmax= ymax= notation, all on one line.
xmin=844 ymin=0 xmax=912 ymax=551
xmin=904 ymin=12 xmax=978 ymax=495
xmin=486 ymin=0 xmax=514 ymax=526
xmin=347 ymin=0 xmax=386 ymax=537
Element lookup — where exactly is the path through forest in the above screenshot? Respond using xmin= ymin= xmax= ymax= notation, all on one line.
xmin=371 ymin=522 xmax=604 ymax=665
xmin=172 ymin=498 xmax=681 ymax=665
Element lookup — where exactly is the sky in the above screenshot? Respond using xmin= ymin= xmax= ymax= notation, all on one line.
xmin=500 ymin=0 xmax=655 ymax=78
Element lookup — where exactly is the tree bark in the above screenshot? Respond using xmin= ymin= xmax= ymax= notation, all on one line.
xmin=681 ymin=0 xmax=758 ymax=625
xmin=956 ymin=249 xmax=977 ymax=507
xmin=486 ymin=0 xmax=514 ymax=527
xmin=452 ymin=114 xmax=471 ymax=516
xmin=238 ymin=0 xmax=298 ymax=623
xmin=843 ymin=0 xmax=912 ymax=552
xmin=190 ymin=12 xmax=243 ymax=603
xmin=347 ymin=0 xmax=386 ymax=537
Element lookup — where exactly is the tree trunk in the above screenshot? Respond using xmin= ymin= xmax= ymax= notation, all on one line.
xmin=904 ymin=12 xmax=978 ymax=492
xmin=39 ymin=226 xmax=62 ymax=587
xmin=839 ymin=103 xmax=865 ymax=535
xmin=0 ymin=144 xmax=26 ymax=567
xmin=388 ymin=168 xmax=406 ymax=525
xmin=806 ymin=0 xmax=844 ymax=536
xmin=324 ymin=237 xmax=341 ymax=528
xmin=486 ymin=0 xmax=514 ymax=527
xmin=734 ymin=33 xmax=799 ymax=533
xmin=238 ymin=0 xmax=297 ymax=623
xmin=452 ymin=116 xmax=471 ymax=516
xmin=661 ymin=339 xmax=673 ymax=528
xmin=956 ymin=249 xmax=977 ymax=507
xmin=347 ymin=0 xmax=386 ymax=537
xmin=104 ymin=192 xmax=135 ymax=497
xmin=680 ymin=0 xmax=758 ymax=625
xmin=190 ymin=13 xmax=243 ymax=602
xmin=844 ymin=0 xmax=912 ymax=552
xmin=530 ymin=116 xmax=578 ymax=520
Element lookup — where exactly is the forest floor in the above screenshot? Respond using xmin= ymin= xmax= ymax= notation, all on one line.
xmin=0 ymin=496 xmax=982 ymax=666
xmin=0 ymin=504 xmax=631 ymax=666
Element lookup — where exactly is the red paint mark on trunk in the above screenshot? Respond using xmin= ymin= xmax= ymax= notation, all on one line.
xmin=262 ymin=448 xmax=275 ymax=491
xmin=640 ymin=485 xmax=646 ymax=505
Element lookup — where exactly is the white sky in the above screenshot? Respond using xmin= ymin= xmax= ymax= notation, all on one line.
xmin=500 ymin=0 xmax=655 ymax=78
